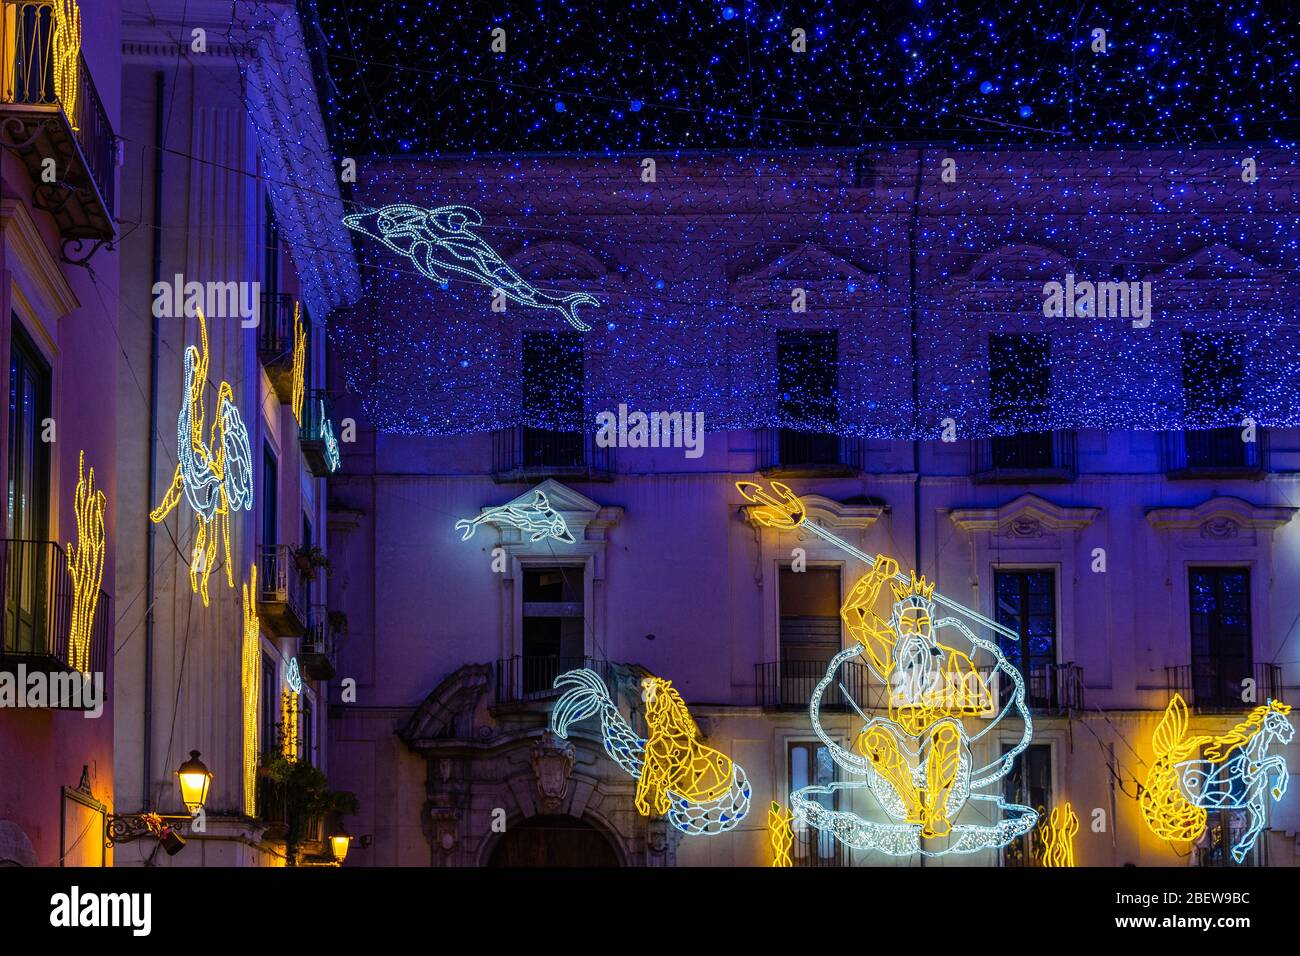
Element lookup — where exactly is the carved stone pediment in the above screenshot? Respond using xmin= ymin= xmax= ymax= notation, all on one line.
xmin=400 ymin=664 xmax=492 ymax=750
xmin=1145 ymin=496 xmax=1297 ymax=538
xmin=733 ymin=243 xmax=883 ymax=303
xmin=949 ymin=493 xmax=1100 ymax=535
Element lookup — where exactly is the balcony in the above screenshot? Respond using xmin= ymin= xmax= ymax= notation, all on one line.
xmin=755 ymin=658 xmax=880 ymax=711
xmin=256 ymin=545 xmax=309 ymax=638
xmin=256 ymin=293 xmax=300 ymax=402
xmin=757 ymin=427 xmax=864 ymax=477
xmin=494 ymin=656 xmax=614 ymax=705
xmin=980 ymin=661 xmax=1085 ymax=713
xmin=1166 ymin=663 xmax=1281 ymax=713
xmin=792 ymin=825 xmax=850 ymax=867
xmin=0 ymin=538 xmax=109 ymax=697
xmin=300 ymin=605 xmax=340 ymax=681
xmin=299 ymin=389 xmax=341 ymax=477
xmin=0 ymin=1 xmax=115 ymax=246
xmin=972 ymin=431 xmax=1077 ymax=483
xmin=491 ymin=426 xmax=614 ymax=482
xmin=1162 ymin=428 xmax=1268 ymax=480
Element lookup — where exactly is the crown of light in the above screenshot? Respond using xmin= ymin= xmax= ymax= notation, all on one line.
xmin=891 ymin=570 xmax=936 ymax=603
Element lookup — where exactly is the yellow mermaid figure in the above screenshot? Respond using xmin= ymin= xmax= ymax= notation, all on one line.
xmin=636 ymin=677 xmax=735 ymax=816
xmin=1141 ymin=694 xmax=1293 ymax=863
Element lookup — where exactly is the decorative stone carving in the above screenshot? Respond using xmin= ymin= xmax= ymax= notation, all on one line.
xmin=1009 ymin=516 xmax=1043 ymax=538
xmin=1201 ymin=518 xmax=1240 ymax=539
xmin=531 ymin=730 xmax=576 ymax=813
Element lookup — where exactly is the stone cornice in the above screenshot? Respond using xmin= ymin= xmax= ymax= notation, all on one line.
xmin=1145 ymin=495 xmax=1298 ymax=532
xmin=0 ymin=198 xmax=80 ymax=329
xmin=949 ymin=493 xmax=1100 ymax=533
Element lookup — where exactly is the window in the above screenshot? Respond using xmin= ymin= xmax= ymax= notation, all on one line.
xmin=522 ymin=332 xmax=583 ymax=468
xmin=264 ymin=197 xmax=280 ymax=297
xmin=1181 ymin=331 xmax=1250 ymax=469
xmin=1002 ymin=743 xmax=1051 ymax=866
xmin=262 ymin=444 xmax=277 ymax=547
xmin=989 ymin=333 xmax=1052 ymax=468
xmin=788 ymin=742 xmax=843 ymax=866
xmin=994 ymin=570 xmax=1057 ymax=708
xmin=260 ymin=655 xmax=277 ymax=760
xmin=5 ymin=322 xmax=52 ymax=657
xmin=776 ymin=330 xmax=839 ymax=465
xmin=302 ymin=696 xmax=315 ymax=767
xmin=1188 ymin=567 xmax=1251 ymax=710
xmin=521 ymin=566 xmax=585 ymax=695
xmin=778 ymin=567 xmax=842 ymax=707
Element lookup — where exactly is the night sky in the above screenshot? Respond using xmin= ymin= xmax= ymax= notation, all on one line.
xmin=302 ymin=0 xmax=1298 ymax=155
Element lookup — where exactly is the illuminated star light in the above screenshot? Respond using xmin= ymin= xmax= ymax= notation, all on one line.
xmin=550 ymin=668 xmax=751 ymax=835
xmin=149 ymin=309 xmax=254 ymax=606
xmin=66 ymin=450 xmax=105 ymax=674
xmin=342 ymin=203 xmax=600 ymax=331
xmin=1141 ymin=694 xmax=1293 ymax=863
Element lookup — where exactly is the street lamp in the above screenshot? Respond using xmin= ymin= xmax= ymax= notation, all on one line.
xmin=176 ymin=751 xmax=212 ymax=814
xmin=106 ymin=751 xmax=214 ymax=850
xmin=329 ymin=819 xmax=352 ymax=864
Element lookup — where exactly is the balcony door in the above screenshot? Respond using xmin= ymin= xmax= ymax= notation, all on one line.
xmin=779 ymin=566 xmax=841 ymax=707
xmin=1188 ymin=567 xmax=1251 ymax=710
xmin=993 ymin=569 xmax=1057 ymax=708
xmin=776 ymin=330 xmax=839 ymax=466
xmin=989 ymin=333 xmax=1052 ymax=467
xmin=522 ymin=332 xmax=583 ymax=468
xmin=521 ymin=566 xmax=585 ymax=696
xmin=6 ymin=323 xmax=51 ymax=656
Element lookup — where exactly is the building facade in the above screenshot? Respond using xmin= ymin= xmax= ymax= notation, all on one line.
xmin=0 ymin=0 xmax=121 ymax=868
xmin=326 ymin=150 xmax=1300 ymax=867
xmin=113 ymin=0 xmax=356 ymax=866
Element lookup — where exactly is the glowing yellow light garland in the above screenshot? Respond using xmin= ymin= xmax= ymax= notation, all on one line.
xmin=1141 ymin=694 xmax=1293 ymax=862
xmin=768 ymin=802 xmax=794 ymax=867
xmin=290 ymin=301 xmax=306 ymax=426
xmin=149 ymin=309 xmax=254 ymax=606
xmin=51 ymin=0 xmax=82 ymax=129
xmin=240 ymin=564 xmax=260 ymax=816
xmin=66 ymin=450 xmax=105 ymax=674
xmin=1032 ymin=802 xmax=1079 ymax=867
xmin=281 ymin=688 xmax=299 ymax=760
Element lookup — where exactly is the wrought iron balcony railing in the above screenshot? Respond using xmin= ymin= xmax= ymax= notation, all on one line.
xmin=1162 ymin=428 xmax=1268 ymax=479
xmin=0 ymin=538 xmax=109 ymax=688
xmin=256 ymin=293 xmax=301 ymax=402
xmin=300 ymin=604 xmax=339 ymax=681
xmin=972 ymin=430 xmax=1077 ymax=483
xmin=494 ymin=655 xmax=614 ymax=704
xmin=792 ymin=825 xmax=849 ymax=867
xmin=755 ymin=658 xmax=882 ymax=711
xmin=256 ymin=545 xmax=310 ymax=639
xmin=0 ymin=1 xmax=115 ymax=243
xmin=299 ymin=389 xmax=341 ymax=477
xmin=1166 ymin=663 xmax=1282 ymax=713
xmin=491 ymin=425 xmax=615 ymax=482
xmin=979 ymin=661 xmax=1085 ymax=713
xmin=757 ymin=427 xmax=865 ymax=476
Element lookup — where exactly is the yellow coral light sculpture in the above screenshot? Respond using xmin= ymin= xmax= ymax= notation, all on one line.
xmin=1032 ymin=802 xmax=1079 ymax=867
xmin=240 ymin=564 xmax=260 ymax=815
xmin=290 ymin=301 xmax=306 ymax=426
xmin=768 ymin=801 xmax=794 ymax=867
xmin=149 ymin=309 xmax=254 ymax=607
xmin=66 ymin=450 xmax=105 ymax=674
xmin=281 ymin=688 xmax=299 ymax=760
xmin=51 ymin=0 xmax=81 ymax=129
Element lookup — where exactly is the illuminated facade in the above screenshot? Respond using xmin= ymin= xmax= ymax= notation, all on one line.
xmin=324 ymin=152 xmax=1300 ymax=868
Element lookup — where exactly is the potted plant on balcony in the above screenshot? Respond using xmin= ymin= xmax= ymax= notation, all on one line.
xmin=293 ymin=544 xmax=332 ymax=579
xmin=260 ymin=752 xmax=359 ymax=866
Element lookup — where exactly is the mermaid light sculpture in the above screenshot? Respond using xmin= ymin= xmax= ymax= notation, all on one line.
xmin=342 ymin=203 xmax=600 ymax=332
xmin=150 ymin=309 xmax=254 ymax=606
xmin=550 ymin=669 xmax=751 ymax=835
xmin=735 ymin=480 xmax=1038 ymax=857
xmin=1141 ymin=694 xmax=1292 ymax=863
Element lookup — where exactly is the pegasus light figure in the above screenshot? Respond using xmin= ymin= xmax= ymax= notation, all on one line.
xmin=150 ymin=309 xmax=254 ymax=606
xmin=455 ymin=489 xmax=575 ymax=544
xmin=551 ymin=669 xmax=751 ymax=835
xmin=1142 ymin=695 xmax=1292 ymax=863
xmin=342 ymin=203 xmax=600 ymax=331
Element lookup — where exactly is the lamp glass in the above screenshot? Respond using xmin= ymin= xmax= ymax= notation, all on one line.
xmin=176 ymin=750 xmax=212 ymax=813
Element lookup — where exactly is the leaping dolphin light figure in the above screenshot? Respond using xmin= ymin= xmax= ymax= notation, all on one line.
xmin=342 ymin=203 xmax=600 ymax=332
